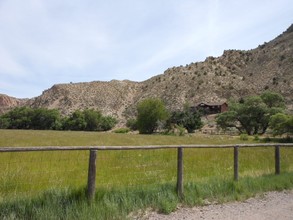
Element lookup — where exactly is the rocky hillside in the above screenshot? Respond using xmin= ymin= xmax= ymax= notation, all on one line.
xmin=125 ymin=24 xmax=293 ymax=116
xmin=0 ymin=94 xmax=27 ymax=114
xmin=27 ymin=80 xmax=140 ymax=120
xmin=1 ymin=25 xmax=293 ymax=122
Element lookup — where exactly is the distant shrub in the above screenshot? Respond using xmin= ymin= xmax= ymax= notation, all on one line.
xmin=99 ymin=116 xmax=117 ymax=131
xmin=253 ymin=135 xmax=259 ymax=141
xmin=167 ymin=105 xmax=203 ymax=133
xmin=175 ymin=124 xmax=186 ymax=136
xmin=279 ymin=55 xmax=285 ymax=61
xmin=126 ymin=118 xmax=138 ymax=131
xmin=262 ymin=136 xmax=293 ymax=143
xmin=0 ymin=107 xmax=62 ymax=130
xmin=113 ymin=128 xmax=130 ymax=133
xmin=63 ymin=109 xmax=117 ymax=131
xmin=262 ymin=137 xmax=272 ymax=142
xmin=240 ymin=133 xmax=249 ymax=141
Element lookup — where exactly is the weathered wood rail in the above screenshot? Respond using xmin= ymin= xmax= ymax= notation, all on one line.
xmin=1 ymin=143 xmax=293 ymax=201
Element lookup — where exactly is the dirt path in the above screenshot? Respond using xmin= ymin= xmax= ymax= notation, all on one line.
xmin=136 ymin=190 xmax=293 ymax=220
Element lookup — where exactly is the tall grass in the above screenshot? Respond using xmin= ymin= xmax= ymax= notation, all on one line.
xmin=1 ymin=174 xmax=293 ymax=220
xmin=0 ymin=130 xmax=292 ymax=219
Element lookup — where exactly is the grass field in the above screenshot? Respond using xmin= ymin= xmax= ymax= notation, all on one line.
xmin=0 ymin=129 xmax=293 ymax=219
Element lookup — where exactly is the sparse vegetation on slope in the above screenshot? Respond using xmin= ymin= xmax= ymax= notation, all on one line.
xmin=1 ymin=25 xmax=293 ymax=123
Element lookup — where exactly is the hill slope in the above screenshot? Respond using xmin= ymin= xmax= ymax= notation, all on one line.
xmin=0 ymin=94 xmax=27 ymax=114
xmin=1 ymin=25 xmax=293 ymax=121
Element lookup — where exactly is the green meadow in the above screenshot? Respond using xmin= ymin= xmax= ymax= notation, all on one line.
xmin=0 ymin=129 xmax=293 ymax=219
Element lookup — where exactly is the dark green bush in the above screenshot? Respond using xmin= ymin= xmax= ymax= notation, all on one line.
xmin=113 ymin=128 xmax=130 ymax=133
xmin=126 ymin=118 xmax=138 ymax=131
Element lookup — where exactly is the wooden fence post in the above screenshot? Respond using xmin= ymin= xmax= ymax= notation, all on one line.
xmin=177 ymin=147 xmax=184 ymax=199
xmin=275 ymin=145 xmax=280 ymax=175
xmin=234 ymin=146 xmax=239 ymax=181
xmin=87 ymin=150 xmax=97 ymax=201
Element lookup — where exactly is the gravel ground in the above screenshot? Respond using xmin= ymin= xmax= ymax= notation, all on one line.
xmin=133 ymin=190 xmax=293 ymax=220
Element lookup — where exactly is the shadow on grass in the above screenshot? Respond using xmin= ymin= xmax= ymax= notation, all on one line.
xmin=261 ymin=136 xmax=293 ymax=143
xmin=1 ymin=172 xmax=293 ymax=220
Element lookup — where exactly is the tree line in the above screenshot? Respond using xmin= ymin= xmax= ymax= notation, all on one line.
xmin=0 ymin=100 xmax=204 ymax=134
xmin=128 ymin=91 xmax=292 ymax=136
xmin=216 ymin=91 xmax=292 ymax=136
xmin=0 ymin=91 xmax=291 ymax=136
xmin=127 ymin=99 xmax=203 ymax=134
xmin=0 ymin=107 xmax=117 ymax=131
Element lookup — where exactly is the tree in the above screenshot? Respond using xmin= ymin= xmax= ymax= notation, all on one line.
xmin=63 ymin=110 xmax=87 ymax=130
xmin=0 ymin=107 xmax=62 ymax=130
xmin=136 ymin=98 xmax=169 ymax=134
xmin=215 ymin=109 xmax=240 ymax=132
xmin=269 ymin=113 xmax=293 ymax=136
xmin=99 ymin=116 xmax=117 ymax=131
xmin=31 ymin=108 xmax=61 ymax=130
xmin=0 ymin=107 xmax=116 ymax=131
xmin=168 ymin=104 xmax=203 ymax=133
xmin=0 ymin=117 xmax=10 ymax=129
xmin=126 ymin=118 xmax=138 ymax=131
xmin=260 ymin=91 xmax=285 ymax=108
xmin=2 ymin=107 xmax=34 ymax=129
xmin=83 ymin=109 xmax=102 ymax=131
xmin=236 ymin=96 xmax=269 ymax=135
xmin=216 ymin=92 xmax=285 ymax=135
xmin=63 ymin=109 xmax=117 ymax=131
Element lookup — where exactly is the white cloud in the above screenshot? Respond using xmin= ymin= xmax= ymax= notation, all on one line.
xmin=0 ymin=0 xmax=292 ymax=97
xmin=1 ymin=0 xmax=110 ymax=63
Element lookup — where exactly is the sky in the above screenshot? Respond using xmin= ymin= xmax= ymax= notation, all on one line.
xmin=0 ymin=0 xmax=292 ymax=98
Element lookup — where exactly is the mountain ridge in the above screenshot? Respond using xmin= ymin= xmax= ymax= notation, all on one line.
xmin=1 ymin=25 xmax=293 ymax=122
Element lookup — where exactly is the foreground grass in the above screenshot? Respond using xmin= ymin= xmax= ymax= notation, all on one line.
xmin=1 ymin=145 xmax=292 ymax=200
xmin=1 ymin=173 xmax=293 ymax=220
xmin=0 ymin=129 xmax=251 ymax=146
xmin=0 ymin=130 xmax=292 ymax=219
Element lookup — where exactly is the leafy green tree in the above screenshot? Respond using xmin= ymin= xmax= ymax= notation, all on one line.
xmin=63 ymin=109 xmax=117 ymax=131
xmin=83 ymin=109 xmax=117 ymax=131
xmin=216 ymin=92 xmax=285 ymax=135
xmin=0 ymin=107 xmax=62 ymax=130
xmin=126 ymin=118 xmax=138 ymax=131
xmin=31 ymin=108 xmax=61 ymax=130
xmin=0 ymin=107 xmax=116 ymax=131
xmin=215 ymin=109 xmax=240 ymax=132
xmin=237 ymin=96 xmax=269 ymax=135
xmin=63 ymin=110 xmax=87 ymax=131
xmin=136 ymin=98 xmax=169 ymax=134
xmin=269 ymin=113 xmax=293 ymax=136
xmin=83 ymin=109 xmax=102 ymax=131
xmin=0 ymin=117 xmax=10 ymax=129
xmin=3 ymin=107 xmax=34 ymax=129
xmin=168 ymin=105 xmax=202 ymax=133
xmin=260 ymin=91 xmax=285 ymax=108
xmin=99 ymin=116 xmax=117 ymax=131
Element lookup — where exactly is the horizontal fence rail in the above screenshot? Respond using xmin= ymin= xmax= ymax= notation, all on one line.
xmin=1 ymin=143 xmax=293 ymax=152
xmin=1 ymin=143 xmax=293 ymax=201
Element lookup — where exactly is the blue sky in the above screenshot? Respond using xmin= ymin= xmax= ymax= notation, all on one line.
xmin=0 ymin=0 xmax=292 ymax=98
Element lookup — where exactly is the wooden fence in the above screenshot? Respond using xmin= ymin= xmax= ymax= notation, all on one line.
xmin=1 ymin=143 xmax=293 ymax=201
